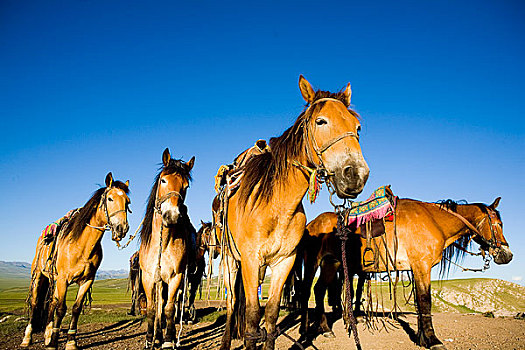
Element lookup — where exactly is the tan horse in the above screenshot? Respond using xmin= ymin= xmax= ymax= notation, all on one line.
xmin=139 ymin=148 xmax=195 ymax=349
xmin=300 ymin=197 xmax=513 ymax=349
xmin=21 ymin=172 xmax=130 ymax=350
xmin=218 ymin=75 xmax=369 ymax=350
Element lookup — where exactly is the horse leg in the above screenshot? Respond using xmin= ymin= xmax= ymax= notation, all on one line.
xmin=299 ymin=254 xmax=317 ymax=336
xmin=64 ymin=279 xmax=93 ymax=350
xmin=413 ymin=267 xmax=446 ymax=350
xmin=46 ymin=278 xmax=67 ymax=350
xmin=163 ymin=273 xmax=183 ymax=349
xmin=241 ymin=260 xmax=261 ymax=350
xmin=21 ymin=271 xmax=45 ymax=347
xmin=354 ymin=272 xmax=365 ymax=316
xmin=142 ymin=277 xmax=156 ymax=349
xmin=219 ymin=254 xmax=238 ymax=350
xmin=263 ymin=255 xmax=296 ymax=350
xmin=314 ymin=258 xmax=337 ymax=338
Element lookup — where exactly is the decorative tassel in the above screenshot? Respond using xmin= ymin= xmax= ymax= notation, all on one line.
xmin=308 ymin=170 xmax=322 ymax=203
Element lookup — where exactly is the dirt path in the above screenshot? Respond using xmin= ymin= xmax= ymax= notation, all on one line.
xmin=5 ymin=307 xmax=524 ymax=350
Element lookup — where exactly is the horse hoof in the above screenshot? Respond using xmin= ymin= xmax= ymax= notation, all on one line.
xmin=322 ymin=331 xmax=336 ymax=338
xmin=161 ymin=341 xmax=175 ymax=349
xmin=20 ymin=340 xmax=31 ymax=348
xmin=430 ymin=344 xmax=447 ymax=350
xmin=65 ymin=341 xmax=79 ymax=350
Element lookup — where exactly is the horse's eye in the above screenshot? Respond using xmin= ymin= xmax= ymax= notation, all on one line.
xmin=108 ymin=197 xmax=114 ymax=202
xmin=161 ymin=178 xmax=167 ymax=184
xmin=315 ymin=118 xmax=327 ymax=126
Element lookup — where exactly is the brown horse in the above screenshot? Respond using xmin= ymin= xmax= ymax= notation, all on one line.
xmin=139 ymin=148 xmax=195 ymax=349
xmin=21 ymin=173 xmax=130 ymax=350
xmin=217 ymin=75 xmax=369 ymax=350
xmin=300 ymin=197 xmax=513 ymax=349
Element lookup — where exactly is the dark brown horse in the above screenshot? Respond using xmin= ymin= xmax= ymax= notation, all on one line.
xmin=300 ymin=197 xmax=512 ymax=349
xmin=21 ymin=173 xmax=130 ymax=350
xmin=128 ymin=251 xmax=146 ymax=316
xmin=139 ymin=148 xmax=195 ymax=349
xmin=217 ymin=75 xmax=369 ymax=350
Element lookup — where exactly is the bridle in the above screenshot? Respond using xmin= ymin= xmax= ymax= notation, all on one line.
xmin=474 ymin=208 xmax=507 ymax=250
xmin=86 ymin=187 xmax=130 ymax=237
xmin=295 ymin=97 xmax=361 ymax=204
xmin=154 ymin=190 xmax=184 ymax=215
xmin=303 ymin=98 xmax=360 ymax=177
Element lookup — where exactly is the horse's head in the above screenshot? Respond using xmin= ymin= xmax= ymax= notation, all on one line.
xmin=102 ymin=172 xmax=131 ymax=242
xmin=474 ymin=197 xmax=512 ymax=265
xmin=156 ymin=148 xmax=195 ymax=226
xmin=299 ymin=75 xmax=369 ymax=199
xmin=197 ymin=221 xmax=219 ymax=260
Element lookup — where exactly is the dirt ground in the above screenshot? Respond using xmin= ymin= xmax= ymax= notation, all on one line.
xmin=4 ymin=302 xmax=524 ymax=350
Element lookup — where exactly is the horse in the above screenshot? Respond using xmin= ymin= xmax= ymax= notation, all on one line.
xmin=139 ymin=148 xmax=195 ymax=349
xmin=128 ymin=251 xmax=146 ymax=316
xmin=217 ymin=75 xmax=369 ymax=350
xmin=184 ymin=221 xmax=219 ymax=323
xmin=299 ymin=197 xmax=513 ymax=349
xmin=20 ymin=172 xmax=131 ymax=350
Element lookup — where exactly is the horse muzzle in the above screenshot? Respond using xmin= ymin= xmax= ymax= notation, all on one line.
xmin=331 ymin=160 xmax=369 ymax=199
xmin=112 ymin=222 xmax=129 ymax=241
xmin=162 ymin=208 xmax=180 ymax=226
xmin=492 ymin=245 xmax=513 ymax=265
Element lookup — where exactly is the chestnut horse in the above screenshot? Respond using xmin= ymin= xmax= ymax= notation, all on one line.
xmin=21 ymin=173 xmax=130 ymax=350
xmin=218 ymin=75 xmax=369 ymax=350
xmin=139 ymin=148 xmax=195 ymax=349
xmin=300 ymin=197 xmax=512 ymax=349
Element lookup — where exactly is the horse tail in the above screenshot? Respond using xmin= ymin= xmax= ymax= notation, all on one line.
xmin=31 ymin=275 xmax=50 ymax=331
xmin=231 ymin=265 xmax=246 ymax=339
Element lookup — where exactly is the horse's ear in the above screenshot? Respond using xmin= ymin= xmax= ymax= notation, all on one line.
xmin=186 ymin=156 xmax=195 ymax=170
xmin=299 ymin=75 xmax=315 ymax=104
xmin=200 ymin=219 xmax=205 ymax=226
xmin=125 ymin=180 xmax=130 ymax=187
xmin=162 ymin=148 xmax=171 ymax=166
xmin=105 ymin=172 xmax=114 ymax=188
xmin=490 ymin=197 xmax=501 ymax=209
xmin=343 ymin=82 xmax=352 ymax=106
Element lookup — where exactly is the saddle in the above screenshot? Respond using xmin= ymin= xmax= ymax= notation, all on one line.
xmin=344 ymin=186 xmax=396 ymax=268
xmin=214 ymin=139 xmax=270 ymax=196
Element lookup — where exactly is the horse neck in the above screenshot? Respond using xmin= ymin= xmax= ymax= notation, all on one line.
xmin=454 ymin=204 xmax=483 ymax=227
xmin=151 ymin=214 xmax=186 ymax=249
xmin=76 ymin=209 xmax=107 ymax=253
xmin=269 ymin=154 xmax=310 ymax=213
xmin=439 ymin=203 xmax=483 ymax=244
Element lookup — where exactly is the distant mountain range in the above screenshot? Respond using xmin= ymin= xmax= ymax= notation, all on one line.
xmin=0 ymin=261 xmax=128 ymax=280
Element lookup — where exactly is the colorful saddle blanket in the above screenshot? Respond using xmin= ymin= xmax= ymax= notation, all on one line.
xmin=40 ymin=209 xmax=78 ymax=241
xmin=346 ymin=185 xmax=395 ymax=230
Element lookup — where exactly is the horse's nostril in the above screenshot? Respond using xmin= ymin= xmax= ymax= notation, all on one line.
xmin=343 ymin=166 xmax=356 ymax=179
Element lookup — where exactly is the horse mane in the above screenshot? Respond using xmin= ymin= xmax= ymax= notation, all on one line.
xmin=238 ymin=89 xmax=359 ymax=206
xmin=140 ymin=159 xmax=193 ymax=246
xmin=66 ymin=180 xmax=129 ymax=242
xmin=436 ymin=199 xmax=497 ymax=278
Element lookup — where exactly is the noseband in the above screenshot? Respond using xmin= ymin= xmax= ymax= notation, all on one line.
xmin=154 ymin=191 xmax=184 ymax=215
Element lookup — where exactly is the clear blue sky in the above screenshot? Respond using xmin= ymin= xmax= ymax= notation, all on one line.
xmin=1 ymin=1 xmax=523 ymax=284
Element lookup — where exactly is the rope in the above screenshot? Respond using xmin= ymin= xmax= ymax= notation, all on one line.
xmin=116 ymin=217 xmax=145 ymax=250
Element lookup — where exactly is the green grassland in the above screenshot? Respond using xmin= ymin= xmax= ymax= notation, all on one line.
xmin=1 ymin=275 xmax=523 ymax=338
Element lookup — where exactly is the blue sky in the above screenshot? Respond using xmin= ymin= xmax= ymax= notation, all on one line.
xmin=1 ymin=1 xmax=523 ymax=284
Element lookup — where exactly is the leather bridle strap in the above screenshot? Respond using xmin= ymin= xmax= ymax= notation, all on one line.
xmin=154 ymin=191 xmax=183 ymax=214
xmin=318 ymin=131 xmax=359 ymax=153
